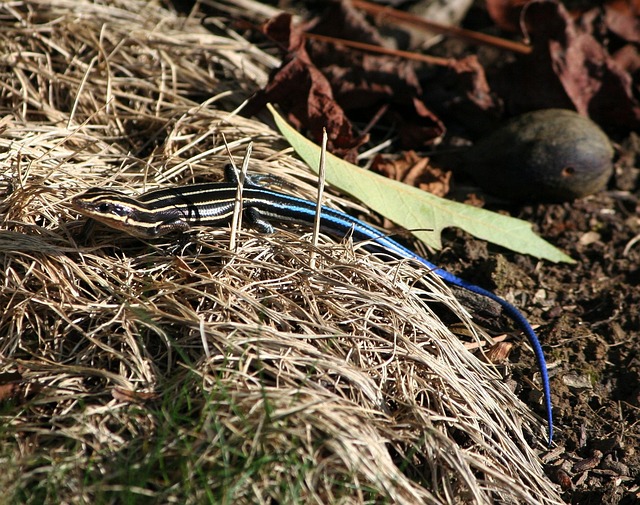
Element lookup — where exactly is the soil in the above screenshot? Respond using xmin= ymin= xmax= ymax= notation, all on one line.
xmin=436 ymin=156 xmax=640 ymax=503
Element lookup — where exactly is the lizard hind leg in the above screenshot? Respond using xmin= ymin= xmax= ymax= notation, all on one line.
xmin=245 ymin=207 xmax=275 ymax=234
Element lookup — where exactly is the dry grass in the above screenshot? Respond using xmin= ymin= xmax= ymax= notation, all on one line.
xmin=0 ymin=1 xmax=563 ymax=504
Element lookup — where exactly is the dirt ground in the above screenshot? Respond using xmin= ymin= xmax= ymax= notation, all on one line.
xmin=528 ymin=188 xmax=640 ymax=503
xmin=437 ymin=158 xmax=640 ymax=503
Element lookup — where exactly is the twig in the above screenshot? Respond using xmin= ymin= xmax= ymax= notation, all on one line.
xmin=310 ymin=129 xmax=328 ymax=269
xmin=304 ymin=32 xmax=454 ymax=67
xmin=351 ymin=0 xmax=532 ymax=55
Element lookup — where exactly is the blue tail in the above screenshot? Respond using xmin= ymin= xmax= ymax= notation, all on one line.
xmin=351 ymin=226 xmax=554 ymax=444
xmin=444 ymin=274 xmax=553 ymax=444
xmin=421 ymin=261 xmax=553 ymax=444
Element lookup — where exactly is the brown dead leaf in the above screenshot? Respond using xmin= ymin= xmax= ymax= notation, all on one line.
xmin=613 ymin=44 xmax=640 ymax=75
xmin=530 ymin=2 xmax=640 ymax=128
xmin=371 ymin=151 xmax=451 ymax=197
xmin=310 ymin=45 xmax=446 ymax=147
xmin=0 ymin=371 xmax=43 ymax=403
xmin=486 ymin=0 xmax=529 ymax=32
xmin=112 ymin=386 xmax=158 ymax=404
xmin=605 ymin=0 xmax=640 ymax=43
xmin=484 ymin=341 xmax=514 ymax=364
xmin=419 ymin=54 xmax=502 ymax=138
xmin=306 ymin=0 xmax=384 ymax=46
xmin=496 ymin=1 xmax=640 ymax=129
xmin=0 ymin=371 xmax=22 ymax=401
xmin=244 ymin=13 xmax=367 ymax=162
xmin=448 ymin=55 xmax=498 ymax=113
xmin=246 ymin=1 xmax=507 ymax=154
xmin=247 ymin=1 xmax=452 ymax=154
xmin=0 ymin=382 xmax=20 ymax=401
xmin=308 ymin=1 xmax=504 ymax=146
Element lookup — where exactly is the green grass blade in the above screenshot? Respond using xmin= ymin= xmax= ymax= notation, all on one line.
xmin=268 ymin=104 xmax=574 ymax=263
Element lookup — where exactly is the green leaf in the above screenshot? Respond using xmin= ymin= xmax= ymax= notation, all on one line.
xmin=268 ymin=104 xmax=575 ymax=264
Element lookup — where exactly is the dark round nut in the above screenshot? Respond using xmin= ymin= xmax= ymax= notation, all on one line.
xmin=460 ymin=109 xmax=614 ymax=202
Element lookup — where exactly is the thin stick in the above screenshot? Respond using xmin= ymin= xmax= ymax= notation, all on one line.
xmin=310 ymin=129 xmax=328 ymax=269
xmin=351 ymin=0 xmax=532 ymax=55
xmin=232 ymin=142 xmax=252 ymax=252
xmin=223 ymin=136 xmax=252 ymax=253
xmin=304 ymin=32 xmax=454 ymax=67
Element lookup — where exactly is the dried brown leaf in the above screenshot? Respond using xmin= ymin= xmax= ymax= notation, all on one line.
xmin=306 ymin=0 xmax=384 ymax=46
xmin=484 ymin=341 xmax=514 ymax=364
xmin=498 ymin=1 xmax=640 ymax=128
xmin=0 ymin=383 xmax=20 ymax=402
xmin=112 ymin=387 xmax=158 ymax=404
xmin=605 ymin=0 xmax=640 ymax=43
xmin=245 ymin=13 xmax=368 ymax=162
xmin=0 ymin=372 xmax=42 ymax=403
xmin=486 ymin=0 xmax=529 ymax=32
xmin=371 ymin=151 xmax=451 ymax=197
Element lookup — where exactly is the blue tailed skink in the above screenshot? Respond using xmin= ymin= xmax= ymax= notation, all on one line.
xmin=71 ymin=163 xmax=553 ymax=443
